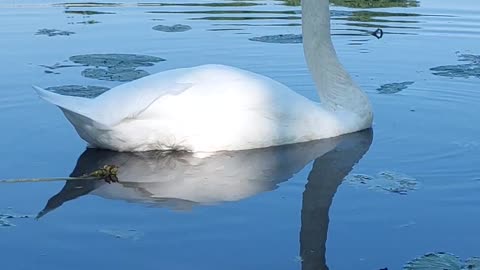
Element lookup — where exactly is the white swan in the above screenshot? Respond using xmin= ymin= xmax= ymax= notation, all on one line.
xmin=33 ymin=0 xmax=372 ymax=152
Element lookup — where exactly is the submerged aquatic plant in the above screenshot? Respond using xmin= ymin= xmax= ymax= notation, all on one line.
xmin=35 ymin=29 xmax=75 ymax=37
xmin=431 ymin=54 xmax=480 ymax=79
xmin=345 ymin=171 xmax=418 ymax=195
xmin=404 ymin=252 xmax=480 ymax=270
xmin=249 ymin=34 xmax=302 ymax=44
xmin=377 ymin=81 xmax=414 ymax=94
xmin=152 ymin=24 xmax=192 ymax=32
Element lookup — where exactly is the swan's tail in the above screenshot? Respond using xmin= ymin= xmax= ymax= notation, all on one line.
xmin=33 ymin=82 xmax=192 ymax=128
xmin=33 ymin=85 xmax=100 ymax=123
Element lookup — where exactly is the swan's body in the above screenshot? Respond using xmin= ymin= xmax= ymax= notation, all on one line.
xmin=33 ymin=0 xmax=373 ymax=152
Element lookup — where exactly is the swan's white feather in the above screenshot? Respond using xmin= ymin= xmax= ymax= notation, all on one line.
xmin=35 ymin=64 xmax=365 ymax=152
xmin=33 ymin=80 xmax=192 ymax=128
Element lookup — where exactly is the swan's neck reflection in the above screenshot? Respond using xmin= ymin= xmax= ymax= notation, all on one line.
xmin=39 ymin=130 xmax=373 ymax=269
xmin=301 ymin=132 xmax=372 ymax=270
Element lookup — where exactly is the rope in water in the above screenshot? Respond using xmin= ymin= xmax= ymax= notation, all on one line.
xmin=0 ymin=165 xmax=119 ymax=184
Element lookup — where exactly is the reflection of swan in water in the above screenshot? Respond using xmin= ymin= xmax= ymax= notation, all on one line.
xmin=33 ymin=0 xmax=372 ymax=152
xmin=300 ymin=130 xmax=372 ymax=270
xmin=38 ymin=130 xmax=372 ymax=269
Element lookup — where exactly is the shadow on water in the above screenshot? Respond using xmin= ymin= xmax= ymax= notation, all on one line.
xmin=37 ymin=130 xmax=373 ymax=270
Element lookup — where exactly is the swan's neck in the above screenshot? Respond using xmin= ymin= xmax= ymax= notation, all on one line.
xmin=302 ymin=0 xmax=372 ymax=126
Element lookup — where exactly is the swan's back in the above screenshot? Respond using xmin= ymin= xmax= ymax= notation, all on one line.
xmin=36 ymin=64 xmax=361 ymax=152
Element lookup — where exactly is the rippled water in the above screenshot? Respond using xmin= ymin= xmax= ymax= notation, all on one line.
xmin=0 ymin=0 xmax=479 ymax=269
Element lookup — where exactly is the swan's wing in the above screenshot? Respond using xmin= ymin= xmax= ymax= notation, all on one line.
xmin=33 ymin=81 xmax=192 ymax=128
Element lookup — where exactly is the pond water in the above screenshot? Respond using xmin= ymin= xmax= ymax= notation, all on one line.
xmin=1 ymin=0 xmax=479 ymax=269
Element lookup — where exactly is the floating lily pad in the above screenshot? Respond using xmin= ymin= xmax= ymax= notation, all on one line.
xmin=68 ymin=54 xmax=165 ymax=81
xmin=40 ymin=63 xmax=84 ymax=70
xmin=82 ymin=68 xmax=150 ymax=82
xmin=377 ymin=81 xmax=414 ymax=94
xmin=345 ymin=171 xmax=418 ymax=195
xmin=69 ymin=54 xmax=164 ymax=69
xmin=35 ymin=29 xmax=75 ymax=36
xmin=465 ymin=257 xmax=480 ymax=269
xmin=249 ymin=34 xmax=302 ymax=44
xmin=404 ymin=252 xmax=480 ymax=270
xmin=152 ymin=24 xmax=192 ymax=32
xmin=431 ymin=54 xmax=480 ymax=79
xmin=46 ymin=85 xmax=109 ymax=98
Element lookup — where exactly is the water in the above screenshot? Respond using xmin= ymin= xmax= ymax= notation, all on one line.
xmin=1 ymin=0 xmax=479 ymax=269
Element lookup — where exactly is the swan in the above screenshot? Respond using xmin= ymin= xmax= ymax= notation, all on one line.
xmin=37 ymin=130 xmax=372 ymax=218
xmin=33 ymin=0 xmax=373 ymax=152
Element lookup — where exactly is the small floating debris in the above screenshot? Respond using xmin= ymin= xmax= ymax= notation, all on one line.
xmin=376 ymin=81 xmax=414 ymax=94
xmin=46 ymin=85 xmax=109 ymax=98
xmin=152 ymin=24 xmax=192 ymax=32
xmin=99 ymin=229 xmax=143 ymax=240
xmin=249 ymin=34 xmax=302 ymax=44
xmin=404 ymin=252 xmax=480 ymax=270
xmin=371 ymin=28 xmax=383 ymax=39
xmin=0 ymin=165 xmax=119 ymax=184
xmin=35 ymin=29 xmax=75 ymax=37
xmin=345 ymin=171 xmax=418 ymax=195
xmin=69 ymin=53 xmax=165 ymax=82
xmin=431 ymin=54 xmax=480 ymax=79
